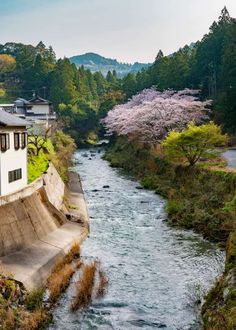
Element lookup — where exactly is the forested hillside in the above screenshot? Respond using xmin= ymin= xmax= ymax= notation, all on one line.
xmin=128 ymin=7 xmax=236 ymax=133
xmin=0 ymin=42 xmax=125 ymax=144
xmin=69 ymin=52 xmax=150 ymax=77
xmin=0 ymin=7 xmax=235 ymax=144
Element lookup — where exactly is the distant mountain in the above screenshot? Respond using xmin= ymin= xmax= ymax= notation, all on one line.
xmin=69 ymin=52 xmax=151 ymax=77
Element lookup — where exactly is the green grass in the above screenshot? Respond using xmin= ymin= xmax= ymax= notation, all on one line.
xmin=28 ymin=139 xmax=55 ymax=183
xmin=25 ymin=288 xmax=45 ymax=311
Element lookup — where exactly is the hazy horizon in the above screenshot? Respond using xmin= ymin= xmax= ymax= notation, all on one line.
xmin=1 ymin=0 xmax=236 ymax=63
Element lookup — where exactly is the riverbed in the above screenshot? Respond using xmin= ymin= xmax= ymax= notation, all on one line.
xmin=49 ymin=148 xmax=224 ymax=330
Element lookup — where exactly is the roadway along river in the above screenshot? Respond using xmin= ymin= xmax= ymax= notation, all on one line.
xmin=222 ymin=149 xmax=236 ymax=168
xmin=49 ymin=148 xmax=224 ymax=330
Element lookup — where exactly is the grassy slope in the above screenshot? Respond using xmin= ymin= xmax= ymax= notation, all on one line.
xmin=104 ymin=138 xmax=236 ymax=330
xmin=28 ymin=139 xmax=55 ymax=183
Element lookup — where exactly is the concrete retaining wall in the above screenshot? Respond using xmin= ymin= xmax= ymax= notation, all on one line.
xmin=0 ymin=163 xmax=65 ymax=210
xmin=43 ymin=163 xmax=65 ymax=210
xmin=0 ymin=164 xmax=89 ymax=288
xmin=0 ymin=189 xmax=65 ymax=257
xmin=0 ymin=176 xmax=43 ymax=207
xmin=0 ymin=163 xmax=67 ymax=257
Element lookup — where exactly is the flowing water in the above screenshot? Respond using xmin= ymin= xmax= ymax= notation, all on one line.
xmin=222 ymin=149 xmax=236 ymax=168
xmin=49 ymin=148 xmax=225 ymax=330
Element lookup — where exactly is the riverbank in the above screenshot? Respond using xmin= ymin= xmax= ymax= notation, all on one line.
xmin=48 ymin=147 xmax=223 ymax=329
xmin=0 ymin=165 xmax=89 ymax=288
xmin=0 ymin=166 xmax=90 ymax=329
xmin=104 ymin=138 xmax=236 ymax=330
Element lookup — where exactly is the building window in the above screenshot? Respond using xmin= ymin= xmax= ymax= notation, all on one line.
xmin=0 ymin=134 xmax=10 ymax=152
xmin=21 ymin=132 xmax=27 ymax=149
xmin=9 ymin=169 xmax=22 ymax=183
xmin=14 ymin=133 xmax=20 ymax=150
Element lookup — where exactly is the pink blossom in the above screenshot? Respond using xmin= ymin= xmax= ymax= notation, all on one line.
xmin=102 ymin=89 xmax=211 ymax=143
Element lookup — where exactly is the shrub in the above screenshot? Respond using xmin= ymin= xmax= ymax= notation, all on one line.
xmin=47 ymin=242 xmax=82 ymax=303
xmin=51 ymin=131 xmax=76 ymax=182
xmin=27 ymin=139 xmax=54 ymax=183
xmin=47 ymin=264 xmax=74 ymax=303
xmin=140 ymin=175 xmax=157 ymax=189
xmin=19 ymin=309 xmax=51 ymax=330
xmin=0 ymin=307 xmax=16 ymax=330
xmin=223 ymin=195 xmax=236 ymax=212
xmin=165 ymin=200 xmax=183 ymax=216
xmin=71 ymin=262 xmax=97 ymax=311
xmin=96 ymin=267 xmax=109 ymax=298
xmin=64 ymin=242 xmax=81 ymax=264
xmin=162 ymin=122 xmax=227 ymax=166
xmin=25 ymin=288 xmax=45 ymax=311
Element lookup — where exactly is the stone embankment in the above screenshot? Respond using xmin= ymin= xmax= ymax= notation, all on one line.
xmin=0 ymin=164 xmax=89 ymax=289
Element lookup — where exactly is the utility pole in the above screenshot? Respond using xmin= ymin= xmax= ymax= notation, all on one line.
xmin=43 ymin=86 xmax=46 ymax=99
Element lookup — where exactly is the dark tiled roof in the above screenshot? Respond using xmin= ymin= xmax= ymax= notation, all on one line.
xmin=15 ymin=98 xmax=31 ymax=104
xmin=0 ymin=109 xmax=29 ymax=127
xmin=28 ymin=96 xmax=51 ymax=105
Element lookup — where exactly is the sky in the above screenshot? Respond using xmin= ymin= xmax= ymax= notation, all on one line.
xmin=0 ymin=0 xmax=236 ymax=63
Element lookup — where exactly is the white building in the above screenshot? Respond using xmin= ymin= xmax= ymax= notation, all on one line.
xmin=0 ymin=96 xmax=57 ymax=136
xmin=0 ymin=97 xmax=55 ymax=119
xmin=13 ymin=96 xmax=55 ymax=119
xmin=0 ymin=109 xmax=28 ymax=196
xmin=27 ymin=96 xmax=53 ymax=115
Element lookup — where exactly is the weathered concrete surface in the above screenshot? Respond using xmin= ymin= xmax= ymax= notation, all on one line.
xmin=0 ymin=176 xmax=43 ymax=207
xmin=67 ymin=171 xmax=90 ymax=227
xmin=0 ymin=163 xmax=65 ymax=209
xmin=0 ymin=189 xmax=64 ymax=257
xmin=0 ymin=165 xmax=89 ymax=289
xmin=43 ymin=163 xmax=65 ymax=210
xmin=0 ymin=164 xmax=67 ymax=257
xmin=0 ymin=222 xmax=88 ymax=289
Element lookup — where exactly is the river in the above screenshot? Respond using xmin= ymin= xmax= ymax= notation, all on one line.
xmin=222 ymin=149 xmax=236 ymax=168
xmin=49 ymin=148 xmax=224 ymax=330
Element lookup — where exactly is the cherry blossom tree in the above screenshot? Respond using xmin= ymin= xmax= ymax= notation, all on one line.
xmin=102 ymin=88 xmax=211 ymax=144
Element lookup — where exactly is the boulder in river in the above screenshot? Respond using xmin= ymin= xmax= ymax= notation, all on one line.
xmin=136 ymin=186 xmax=144 ymax=190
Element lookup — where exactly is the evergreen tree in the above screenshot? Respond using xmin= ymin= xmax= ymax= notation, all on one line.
xmin=122 ymin=73 xmax=137 ymax=99
xmin=94 ymin=71 xmax=108 ymax=96
xmin=49 ymin=58 xmax=78 ymax=107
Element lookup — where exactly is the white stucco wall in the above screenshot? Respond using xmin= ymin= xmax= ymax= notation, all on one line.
xmin=31 ymin=104 xmax=50 ymax=115
xmin=0 ymin=127 xmax=27 ymax=195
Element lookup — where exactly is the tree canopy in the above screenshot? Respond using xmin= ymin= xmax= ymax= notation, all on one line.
xmin=162 ymin=122 xmax=227 ymax=166
xmin=103 ymin=89 xmax=211 ymax=144
xmin=117 ymin=7 xmax=236 ymax=133
xmin=0 ymin=7 xmax=235 ymax=143
xmin=0 ymin=42 xmax=125 ymax=144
